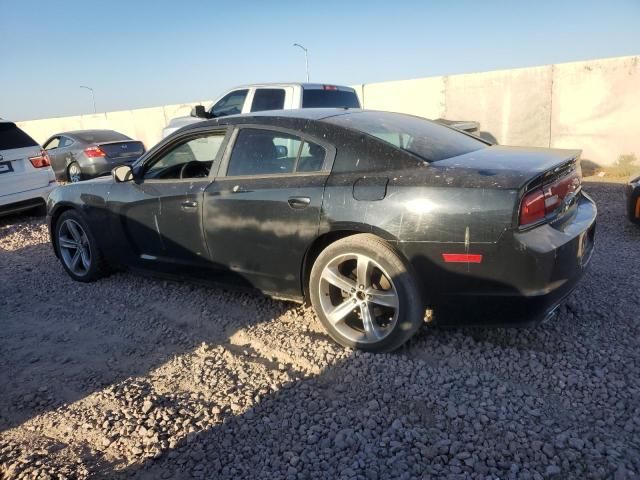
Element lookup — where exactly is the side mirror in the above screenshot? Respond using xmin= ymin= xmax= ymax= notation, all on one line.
xmin=191 ymin=105 xmax=209 ymax=119
xmin=112 ymin=165 xmax=134 ymax=183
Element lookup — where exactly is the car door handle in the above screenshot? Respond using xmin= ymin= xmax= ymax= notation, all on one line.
xmin=288 ymin=196 xmax=311 ymax=209
xmin=181 ymin=200 xmax=198 ymax=210
xmin=232 ymin=185 xmax=251 ymax=194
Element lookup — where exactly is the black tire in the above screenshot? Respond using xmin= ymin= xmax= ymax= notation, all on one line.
xmin=309 ymin=234 xmax=424 ymax=352
xmin=67 ymin=162 xmax=82 ymax=183
xmin=54 ymin=210 xmax=107 ymax=282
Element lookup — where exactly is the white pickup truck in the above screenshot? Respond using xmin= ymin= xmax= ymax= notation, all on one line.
xmin=162 ymin=83 xmax=361 ymax=138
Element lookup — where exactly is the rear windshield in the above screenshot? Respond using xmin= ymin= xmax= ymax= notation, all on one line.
xmin=327 ymin=111 xmax=487 ymax=162
xmin=75 ymin=131 xmax=130 ymax=143
xmin=0 ymin=123 xmax=38 ymax=150
xmin=302 ymin=89 xmax=361 ymax=108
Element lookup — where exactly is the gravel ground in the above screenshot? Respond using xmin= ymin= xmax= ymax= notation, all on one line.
xmin=0 ymin=180 xmax=639 ymax=480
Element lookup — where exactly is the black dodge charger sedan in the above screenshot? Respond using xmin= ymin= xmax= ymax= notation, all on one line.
xmin=47 ymin=109 xmax=597 ymax=352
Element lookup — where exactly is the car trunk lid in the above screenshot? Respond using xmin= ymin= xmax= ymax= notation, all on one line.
xmin=434 ymin=145 xmax=581 ymax=191
xmin=435 ymin=145 xmax=583 ymax=228
xmin=96 ymin=140 xmax=145 ymax=163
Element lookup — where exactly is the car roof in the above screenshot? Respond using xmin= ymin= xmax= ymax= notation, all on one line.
xmin=53 ymin=129 xmax=121 ymax=137
xmin=201 ymin=108 xmax=358 ymax=127
xmin=229 ymin=82 xmax=356 ymax=91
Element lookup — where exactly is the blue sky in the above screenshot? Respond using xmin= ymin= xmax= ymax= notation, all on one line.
xmin=1 ymin=0 xmax=639 ymax=121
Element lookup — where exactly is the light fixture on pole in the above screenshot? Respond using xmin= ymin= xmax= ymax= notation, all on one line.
xmin=79 ymin=86 xmax=96 ymax=113
xmin=292 ymin=43 xmax=309 ymax=82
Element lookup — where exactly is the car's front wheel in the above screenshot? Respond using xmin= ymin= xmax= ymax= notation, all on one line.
xmin=309 ymin=234 xmax=424 ymax=352
xmin=54 ymin=210 xmax=107 ymax=282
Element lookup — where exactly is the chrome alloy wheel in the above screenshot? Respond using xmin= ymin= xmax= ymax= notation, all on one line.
xmin=58 ymin=219 xmax=91 ymax=276
xmin=68 ymin=163 xmax=81 ymax=183
xmin=318 ymin=253 xmax=399 ymax=344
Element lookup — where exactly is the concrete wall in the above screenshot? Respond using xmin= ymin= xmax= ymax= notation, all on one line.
xmin=442 ymin=65 xmax=553 ymax=147
xmin=17 ymin=55 xmax=640 ymax=166
xmin=550 ymin=56 xmax=640 ymax=167
xmin=361 ymin=76 xmax=446 ymax=120
xmin=18 ymin=101 xmax=206 ymax=151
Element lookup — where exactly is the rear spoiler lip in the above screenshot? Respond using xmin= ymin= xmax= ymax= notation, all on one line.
xmin=523 ymin=150 xmax=582 ymax=193
xmin=96 ymin=140 xmax=144 ymax=147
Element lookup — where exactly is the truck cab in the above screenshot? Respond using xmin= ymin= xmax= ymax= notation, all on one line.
xmin=162 ymin=83 xmax=361 ymax=138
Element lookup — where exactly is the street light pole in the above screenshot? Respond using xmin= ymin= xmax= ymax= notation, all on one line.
xmin=292 ymin=43 xmax=309 ymax=82
xmin=79 ymin=86 xmax=96 ymax=113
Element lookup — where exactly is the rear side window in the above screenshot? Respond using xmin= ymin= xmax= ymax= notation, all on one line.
xmin=226 ymin=129 xmax=327 ymax=176
xmin=251 ymin=89 xmax=286 ymax=112
xmin=327 ymin=111 xmax=486 ymax=162
xmin=297 ymin=141 xmax=326 ymax=172
xmin=302 ymin=89 xmax=360 ymax=108
xmin=59 ymin=137 xmax=74 ymax=148
xmin=227 ymin=129 xmax=301 ymax=176
xmin=0 ymin=123 xmax=38 ymax=150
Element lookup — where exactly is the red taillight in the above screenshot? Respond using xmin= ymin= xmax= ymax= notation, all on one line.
xmin=323 ymin=85 xmax=338 ymax=91
xmin=543 ymin=173 xmax=580 ymax=211
xmin=29 ymin=150 xmax=51 ymax=168
xmin=519 ymin=189 xmax=546 ymax=226
xmin=84 ymin=146 xmax=106 ymax=157
xmin=519 ymin=172 xmax=581 ymax=226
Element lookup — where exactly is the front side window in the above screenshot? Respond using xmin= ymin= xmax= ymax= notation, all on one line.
xmin=251 ymin=89 xmax=286 ymax=112
xmin=44 ymin=137 xmax=61 ymax=150
xmin=145 ymin=133 xmax=226 ymax=180
xmin=210 ymin=90 xmax=248 ymax=118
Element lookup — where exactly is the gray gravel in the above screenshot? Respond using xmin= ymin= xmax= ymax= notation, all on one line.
xmin=0 ymin=180 xmax=639 ymax=480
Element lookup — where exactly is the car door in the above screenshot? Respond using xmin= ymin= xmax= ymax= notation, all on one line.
xmin=203 ymin=126 xmax=335 ymax=298
xmin=107 ymin=127 xmax=230 ymax=275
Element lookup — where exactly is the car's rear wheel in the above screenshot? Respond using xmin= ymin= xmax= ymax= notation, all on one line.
xmin=309 ymin=234 xmax=424 ymax=352
xmin=55 ymin=210 xmax=107 ymax=282
xmin=67 ymin=162 xmax=82 ymax=183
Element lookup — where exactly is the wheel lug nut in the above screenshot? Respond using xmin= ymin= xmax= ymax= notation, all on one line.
xmin=359 ymin=285 xmax=364 ymax=289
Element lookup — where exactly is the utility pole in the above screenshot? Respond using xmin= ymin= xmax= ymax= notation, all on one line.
xmin=292 ymin=43 xmax=309 ymax=82
xmin=79 ymin=86 xmax=96 ymax=113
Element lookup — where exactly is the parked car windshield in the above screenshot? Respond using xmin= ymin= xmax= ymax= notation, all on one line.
xmin=302 ymin=89 xmax=360 ymax=108
xmin=327 ymin=111 xmax=487 ymax=162
xmin=0 ymin=123 xmax=38 ymax=150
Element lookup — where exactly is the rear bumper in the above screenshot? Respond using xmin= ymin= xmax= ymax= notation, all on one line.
xmin=404 ymin=191 xmax=597 ymax=326
xmin=626 ymin=178 xmax=640 ymax=224
xmin=0 ymin=183 xmax=56 ymax=216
